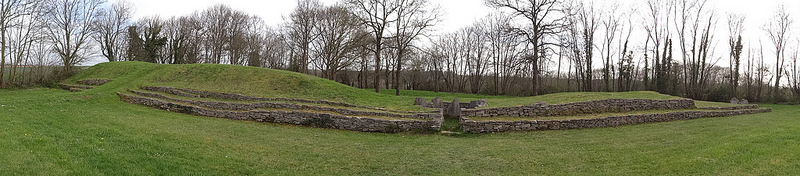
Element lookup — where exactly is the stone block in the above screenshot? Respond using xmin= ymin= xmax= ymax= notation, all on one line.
xmin=432 ymin=97 xmax=443 ymax=108
xmin=414 ymin=97 xmax=426 ymax=105
xmin=739 ymin=99 xmax=749 ymax=104
xmin=444 ymin=97 xmax=462 ymax=118
xmin=730 ymin=97 xmax=740 ymax=104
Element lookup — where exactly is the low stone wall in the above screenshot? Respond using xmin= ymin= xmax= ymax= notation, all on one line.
xmin=117 ymin=92 xmax=443 ymax=133
xmin=77 ymin=79 xmax=111 ymax=85
xmin=460 ymin=109 xmax=772 ymax=133
xmin=142 ymin=86 xmax=426 ymax=114
xmin=461 ymin=99 xmax=696 ymax=118
xmin=142 ymin=86 xmax=201 ymax=98
xmin=128 ymin=90 xmax=439 ymax=120
xmin=699 ymin=104 xmax=759 ymax=110
xmin=59 ymin=84 xmax=94 ymax=92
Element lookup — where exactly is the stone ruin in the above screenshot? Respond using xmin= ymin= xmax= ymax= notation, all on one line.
xmin=415 ymin=97 xmax=488 ymax=118
xmin=730 ymin=97 xmax=750 ymax=104
xmin=416 ymin=97 xmax=488 ymax=110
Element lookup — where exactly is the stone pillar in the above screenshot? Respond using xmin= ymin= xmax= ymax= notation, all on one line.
xmin=432 ymin=97 xmax=443 ymax=108
xmin=445 ymin=97 xmax=462 ymax=118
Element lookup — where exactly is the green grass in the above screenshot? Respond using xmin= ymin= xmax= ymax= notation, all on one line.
xmin=695 ymin=100 xmax=751 ymax=108
xmin=2 ymin=61 xmax=794 ymax=175
xmin=1 ymin=88 xmax=798 ymax=175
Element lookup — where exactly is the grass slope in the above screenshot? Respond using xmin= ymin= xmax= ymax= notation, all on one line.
xmin=1 ymin=88 xmax=797 ymax=175
xmin=66 ymin=61 xmax=703 ymax=111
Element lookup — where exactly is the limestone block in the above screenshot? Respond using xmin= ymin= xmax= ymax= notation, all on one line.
xmin=432 ymin=97 xmax=443 ymax=108
xmin=444 ymin=97 xmax=462 ymax=118
xmin=414 ymin=97 xmax=426 ymax=105
xmin=739 ymin=99 xmax=749 ymax=104
xmin=730 ymin=97 xmax=740 ymax=104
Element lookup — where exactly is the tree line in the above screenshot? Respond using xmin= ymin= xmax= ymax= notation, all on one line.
xmin=2 ymin=0 xmax=800 ymax=103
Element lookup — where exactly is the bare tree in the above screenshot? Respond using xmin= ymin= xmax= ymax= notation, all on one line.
xmin=285 ymin=0 xmax=320 ymax=72
xmin=764 ymin=5 xmax=792 ymax=102
xmin=727 ymin=13 xmax=744 ymax=97
xmin=564 ymin=0 xmax=599 ymax=92
xmin=599 ymin=2 xmax=621 ymax=92
xmin=462 ymin=25 xmax=488 ymax=94
xmin=486 ymin=0 xmax=565 ymax=95
xmin=616 ymin=13 xmax=635 ymax=92
xmin=390 ymin=0 xmax=439 ymax=95
xmin=163 ymin=17 xmax=186 ymax=64
xmin=6 ymin=0 xmax=45 ymax=86
xmin=92 ymin=0 xmax=131 ymax=62
xmin=347 ymin=0 xmax=400 ymax=93
xmin=788 ymin=42 xmax=800 ymax=99
xmin=43 ymin=0 xmax=104 ymax=73
xmin=644 ymin=0 xmax=676 ymax=94
xmin=311 ymin=5 xmax=365 ymax=80
xmin=178 ymin=12 xmax=203 ymax=64
xmin=1 ymin=0 xmax=38 ymax=87
xmin=264 ymin=27 xmax=290 ymax=69
xmin=481 ymin=12 xmax=521 ymax=95
xmin=674 ymin=0 xmax=716 ymax=99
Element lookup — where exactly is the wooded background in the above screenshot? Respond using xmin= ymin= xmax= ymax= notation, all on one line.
xmin=1 ymin=0 xmax=798 ymax=103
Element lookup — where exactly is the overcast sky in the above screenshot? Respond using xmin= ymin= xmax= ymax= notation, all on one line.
xmin=131 ymin=0 xmax=491 ymax=34
xmin=111 ymin=0 xmax=800 ymax=68
xmin=129 ymin=0 xmax=800 ymax=34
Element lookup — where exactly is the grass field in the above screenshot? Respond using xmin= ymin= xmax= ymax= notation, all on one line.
xmin=1 ymin=61 xmax=797 ymax=175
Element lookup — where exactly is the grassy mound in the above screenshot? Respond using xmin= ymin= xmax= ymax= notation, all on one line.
xmin=66 ymin=61 xmax=705 ymax=111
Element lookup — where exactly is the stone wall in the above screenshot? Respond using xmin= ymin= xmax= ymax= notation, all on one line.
xmin=699 ymin=104 xmax=759 ymax=110
xmin=128 ymin=90 xmax=438 ymax=120
xmin=59 ymin=84 xmax=94 ymax=90
xmin=142 ymin=86 xmax=426 ymax=114
xmin=461 ymin=99 xmax=696 ymax=118
xmin=117 ymin=92 xmax=443 ymax=133
xmin=77 ymin=79 xmax=111 ymax=85
xmin=460 ymin=108 xmax=772 ymax=133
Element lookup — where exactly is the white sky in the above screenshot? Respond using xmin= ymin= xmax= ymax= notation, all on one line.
xmin=129 ymin=0 xmax=800 ymax=33
xmin=118 ymin=0 xmax=800 ymax=71
xmin=130 ymin=0 xmax=491 ymax=34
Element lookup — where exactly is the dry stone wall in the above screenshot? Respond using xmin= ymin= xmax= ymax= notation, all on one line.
xmin=77 ymin=79 xmax=111 ymax=85
xmin=59 ymin=84 xmax=94 ymax=92
xmin=460 ymin=108 xmax=772 ymax=133
xmin=118 ymin=92 xmax=442 ymax=133
xmin=699 ymin=104 xmax=759 ymax=110
xmin=461 ymin=99 xmax=696 ymax=118
xmin=142 ymin=86 xmax=427 ymax=114
xmin=128 ymin=90 xmax=438 ymax=120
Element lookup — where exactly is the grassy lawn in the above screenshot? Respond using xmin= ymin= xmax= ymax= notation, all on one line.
xmin=2 ymin=61 xmax=795 ymax=175
xmin=1 ymin=88 xmax=798 ymax=175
